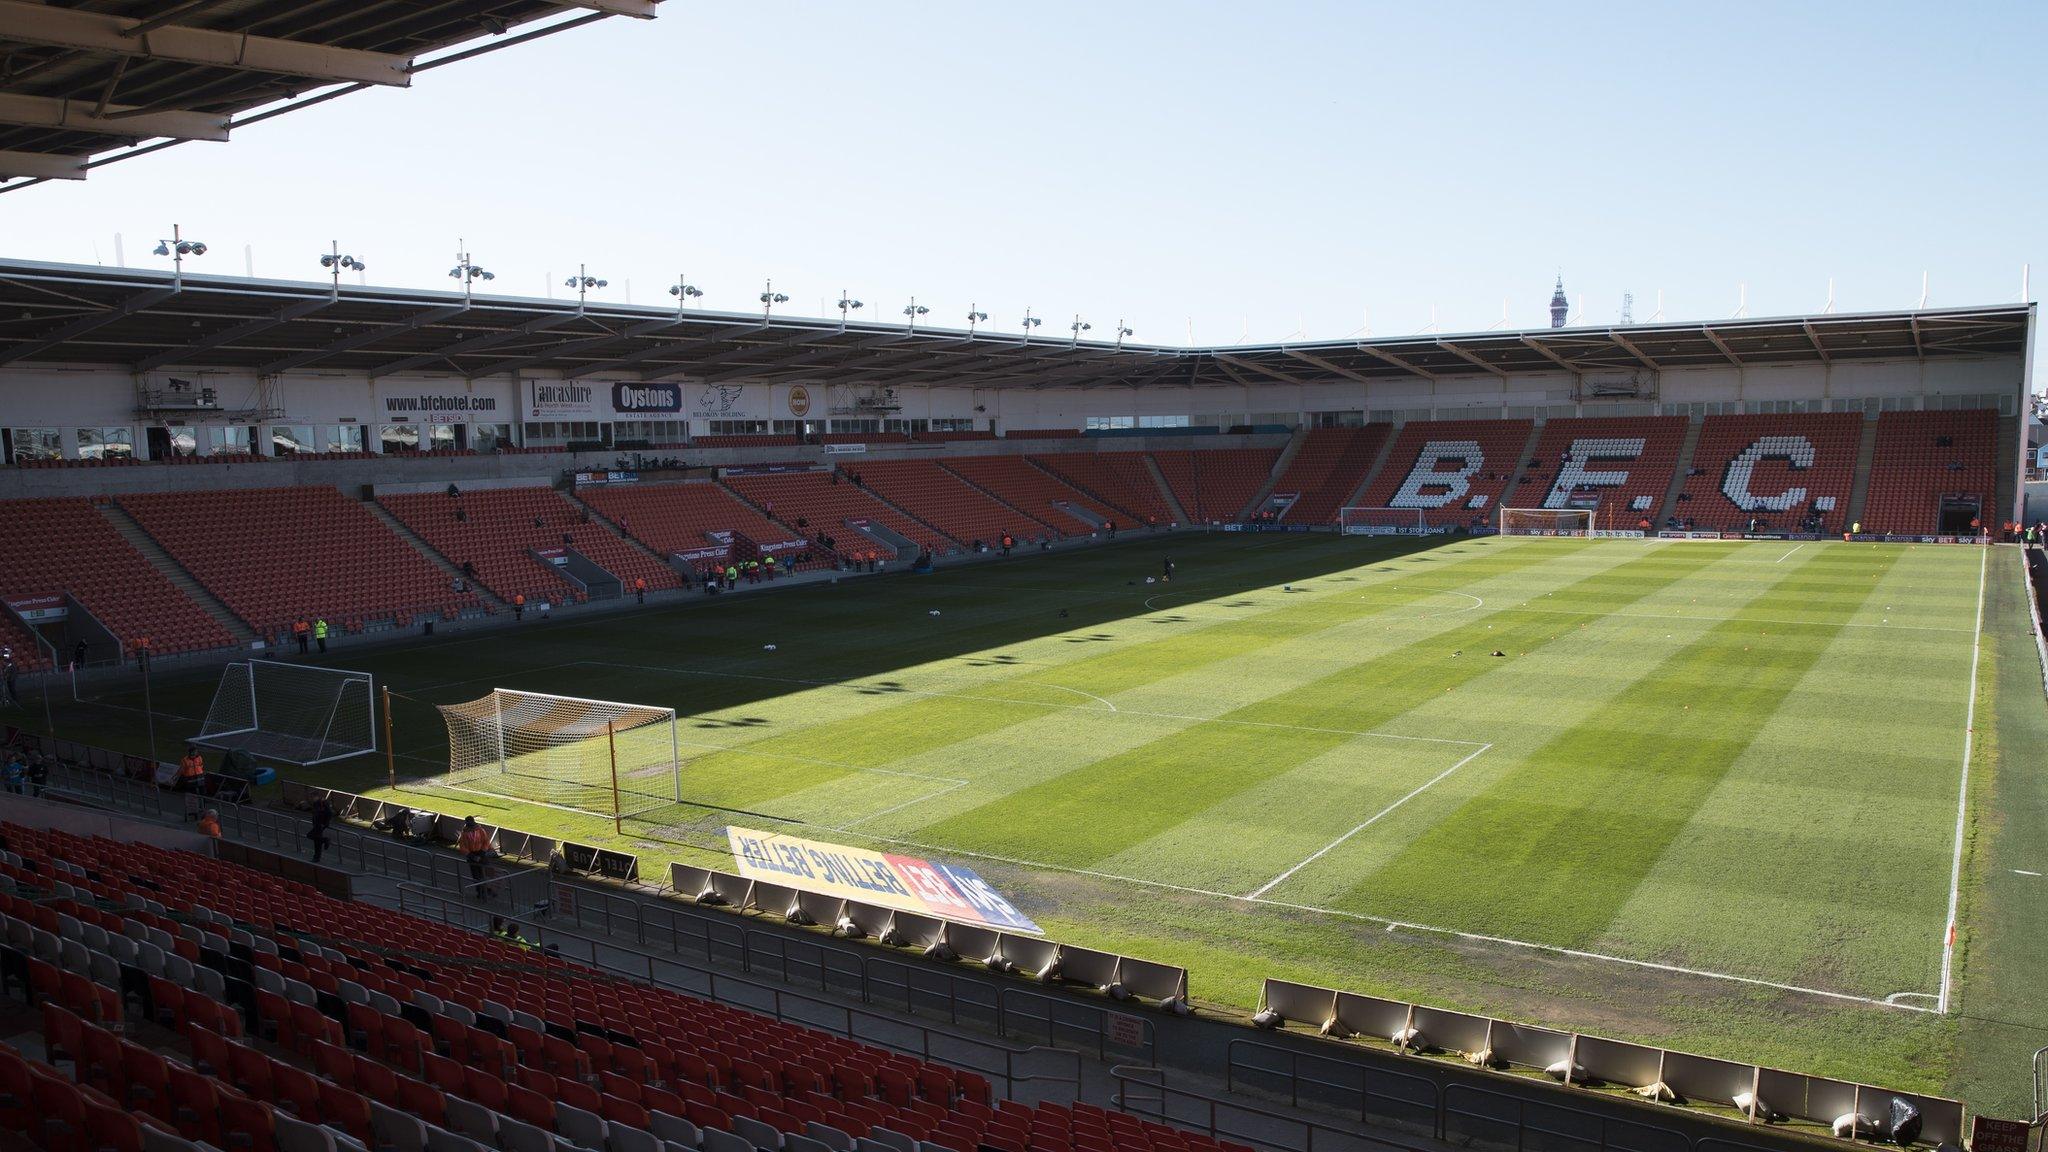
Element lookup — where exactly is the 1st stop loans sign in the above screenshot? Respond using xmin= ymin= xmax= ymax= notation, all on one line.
xmin=726 ymin=825 xmax=1040 ymax=934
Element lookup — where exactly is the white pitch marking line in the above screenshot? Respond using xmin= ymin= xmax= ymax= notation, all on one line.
xmin=1247 ymin=741 xmax=1492 ymax=899
xmin=575 ymin=660 xmax=1486 ymax=748
xmin=1358 ymin=590 xmax=1485 ymax=619
xmin=2013 ymin=870 xmax=2042 ymax=877
xmin=1936 ymin=544 xmax=1987 ymax=1016
xmin=1475 ymin=605 xmax=1972 ymax=635
xmin=837 ymin=778 xmax=974 ymax=829
xmin=814 ymin=826 xmax=1927 ymax=1013
xmin=1034 ymin=684 xmax=1118 ymax=712
xmin=1775 ymin=543 xmax=1807 ymax=563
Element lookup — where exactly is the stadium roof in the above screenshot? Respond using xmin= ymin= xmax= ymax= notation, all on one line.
xmin=0 ymin=257 xmax=2032 ymax=390
xmin=0 ymin=0 xmax=656 ymax=189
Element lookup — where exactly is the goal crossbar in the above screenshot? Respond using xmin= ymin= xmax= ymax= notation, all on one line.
xmin=435 ymin=689 xmax=680 ymax=822
xmin=195 ymin=660 xmax=377 ymax=765
xmin=1498 ymin=507 xmax=1596 ymax=536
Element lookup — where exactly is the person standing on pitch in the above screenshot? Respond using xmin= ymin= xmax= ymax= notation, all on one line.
xmin=1162 ymin=556 xmax=1175 ymax=582
xmin=314 ymin=618 xmax=329 ymax=654
xmin=293 ymin=619 xmax=310 ymax=655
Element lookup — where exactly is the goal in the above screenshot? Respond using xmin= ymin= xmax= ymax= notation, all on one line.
xmin=1499 ymin=507 xmax=1595 ymax=536
xmin=435 ymin=689 xmax=679 ymax=822
xmin=1339 ymin=507 xmax=1430 ymax=536
xmin=195 ymin=661 xmax=377 ymax=765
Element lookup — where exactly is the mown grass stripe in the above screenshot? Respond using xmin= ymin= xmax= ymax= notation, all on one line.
xmin=921 ymin=543 xmax=1740 ymax=865
xmin=1340 ymin=545 xmax=1908 ymax=945
xmin=656 ymin=538 xmax=1585 ymax=815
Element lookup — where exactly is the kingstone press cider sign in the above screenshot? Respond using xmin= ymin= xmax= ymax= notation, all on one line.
xmin=726 ymin=825 xmax=1041 ymax=933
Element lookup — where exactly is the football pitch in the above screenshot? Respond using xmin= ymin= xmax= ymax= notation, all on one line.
xmin=45 ymin=532 xmax=2048 ymax=1113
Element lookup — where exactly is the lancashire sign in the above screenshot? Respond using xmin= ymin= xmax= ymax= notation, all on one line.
xmin=727 ymin=825 xmax=1041 ymax=933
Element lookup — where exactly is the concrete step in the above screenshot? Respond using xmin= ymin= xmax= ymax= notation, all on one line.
xmin=1143 ymin=454 xmax=1191 ymax=524
xmin=1241 ymin=427 xmax=1307 ymax=518
xmin=561 ymin=488 xmax=674 ymax=566
xmin=935 ymin=460 xmax=1057 ymax=533
xmin=360 ymin=498 xmax=508 ymax=609
xmin=97 ymin=502 xmax=258 ymax=645
xmin=1337 ymin=422 xmax=1403 ymax=512
xmin=1495 ymin=420 xmax=1548 ymax=512
xmin=1844 ymin=412 xmax=1881 ymax=531
xmin=1656 ymin=416 xmax=1704 ymax=526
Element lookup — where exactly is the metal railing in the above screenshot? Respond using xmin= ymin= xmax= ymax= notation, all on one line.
xmin=1226 ymin=1038 xmax=1442 ymax=1133
xmin=1114 ymin=1064 xmax=1432 ymax=1152
xmin=544 ymin=872 xmax=1159 ymax=1066
xmin=396 ymin=882 xmax=1082 ymax=1105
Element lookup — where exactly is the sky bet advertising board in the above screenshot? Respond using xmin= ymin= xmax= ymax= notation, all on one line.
xmin=726 ymin=825 xmax=1041 ymax=934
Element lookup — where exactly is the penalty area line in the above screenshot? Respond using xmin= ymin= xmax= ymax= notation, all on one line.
xmin=1246 ymin=741 xmax=1492 ymax=899
xmin=829 ymin=827 xmax=1928 ymax=1013
xmin=1936 ymin=543 xmax=1987 ymax=1016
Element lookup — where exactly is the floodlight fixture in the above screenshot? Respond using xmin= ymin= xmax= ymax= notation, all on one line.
xmin=965 ymin=305 xmax=988 ymax=335
xmin=903 ymin=297 xmax=930 ymax=332
xmin=837 ymin=290 xmax=864 ymax=329
xmin=153 ymin=224 xmax=207 ymax=287
xmin=760 ymin=279 xmax=790 ymax=318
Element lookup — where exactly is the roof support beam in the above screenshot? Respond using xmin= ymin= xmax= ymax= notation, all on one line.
xmin=1214 ymin=352 xmax=1311 ymax=387
xmin=649 ymin=329 xmax=851 ymax=382
xmin=1434 ymin=340 xmax=1509 ymax=379
xmin=0 ymin=92 xmax=229 ymax=141
xmin=0 ymin=0 xmax=414 ymax=86
xmin=134 ymin=294 xmax=330 ymax=372
xmin=1280 ymin=347 xmax=1379 ymax=385
xmin=367 ymin=312 xmax=576 ymax=379
xmin=1699 ymin=326 xmax=1743 ymax=366
xmin=255 ymin=305 xmax=466 ymax=375
xmin=469 ymin=317 xmax=683 ymax=379
xmin=0 ymin=286 xmax=176 ymax=365
xmin=548 ymin=0 xmax=660 ymax=15
xmin=0 ymin=149 xmax=86 ymax=180
xmin=1799 ymin=320 xmax=1831 ymax=363
xmin=565 ymin=323 xmax=764 ymax=379
xmin=1604 ymin=331 xmax=1661 ymax=371
xmin=1908 ymin=315 xmax=1924 ymax=357
xmin=1353 ymin=343 xmax=1436 ymax=380
xmin=1516 ymin=335 xmax=1582 ymax=374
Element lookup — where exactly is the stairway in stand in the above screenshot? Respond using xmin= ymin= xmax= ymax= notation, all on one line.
xmin=97 ymin=502 xmax=257 ymax=646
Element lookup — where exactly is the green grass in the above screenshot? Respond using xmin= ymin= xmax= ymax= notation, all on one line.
xmin=27 ymin=531 xmax=2048 ymax=1115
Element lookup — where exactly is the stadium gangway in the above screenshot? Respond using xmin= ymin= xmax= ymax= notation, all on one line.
xmin=394 ymin=880 xmax=1086 ymax=1107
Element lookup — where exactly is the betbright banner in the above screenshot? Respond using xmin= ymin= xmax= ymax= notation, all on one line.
xmin=726 ymin=825 xmax=1041 ymax=933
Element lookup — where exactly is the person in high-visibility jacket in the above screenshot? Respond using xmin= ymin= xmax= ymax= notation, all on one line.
xmin=176 ymin=746 xmax=207 ymax=793
xmin=313 ymin=618 xmax=329 ymax=654
xmin=634 ymin=576 xmax=647 ymax=604
xmin=458 ymin=816 xmax=493 ymax=896
xmin=513 ymin=593 xmax=526 ymax=621
xmin=293 ymin=619 xmax=310 ymax=654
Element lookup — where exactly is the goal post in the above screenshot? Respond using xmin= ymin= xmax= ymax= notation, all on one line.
xmin=195 ymin=661 xmax=377 ymax=765
xmin=1499 ymin=507 xmax=1596 ymax=537
xmin=434 ymin=689 xmax=679 ymax=822
xmin=1338 ymin=507 xmax=1431 ymax=536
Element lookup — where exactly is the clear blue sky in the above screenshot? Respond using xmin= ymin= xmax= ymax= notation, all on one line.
xmin=6 ymin=1 xmax=2042 ymax=370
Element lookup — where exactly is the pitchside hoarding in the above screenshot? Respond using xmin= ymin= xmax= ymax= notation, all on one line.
xmin=727 ymin=825 xmax=1041 ymax=933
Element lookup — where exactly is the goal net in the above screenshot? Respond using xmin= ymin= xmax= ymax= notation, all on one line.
xmin=1499 ymin=507 xmax=1595 ymax=536
xmin=1339 ymin=507 xmax=1430 ymax=536
xmin=195 ymin=661 xmax=376 ymax=765
xmin=435 ymin=689 xmax=678 ymax=821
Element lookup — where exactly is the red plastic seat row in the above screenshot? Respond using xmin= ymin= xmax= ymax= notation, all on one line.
xmin=1030 ymin=453 xmax=1175 ymax=526
xmin=1353 ymin=419 xmax=1536 ymax=526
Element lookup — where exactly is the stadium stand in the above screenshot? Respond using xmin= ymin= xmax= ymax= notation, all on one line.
xmin=940 ymin=456 xmax=1122 ymax=534
xmin=1030 ymin=453 xmax=1175 ymax=526
xmin=1270 ymin=426 xmax=1392 ymax=524
xmin=1150 ymin=448 xmax=1281 ymax=524
xmin=912 ymin=430 xmax=997 ymax=442
xmin=578 ymin=480 xmax=804 ymax=553
xmin=0 ymin=498 xmax=234 ymax=660
xmin=1675 ymin=413 xmax=1862 ymax=534
xmin=0 ymin=821 xmax=1253 ymax=1152
xmin=1353 ymin=419 xmax=1535 ymax=526
xmin=379 ymin=487 xmax=679 ymax=606
xmin=1510 ymin=417 xmax=1688 ymax=526
xmin=721 ymin=470 xmax=950 ymax=558
xmin=822 ymin=432 xmax=909 ymax=445
xmin=1862 ymin=409 xmax=1999 ymax=534
xmin=1001 ymin=429 xmax=1084 ymax=439
xmin=119 ymin=487 xmax=483 ymax=641
xmin=840 ymin=460 xmax=1050 ymax=547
